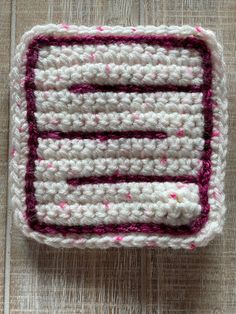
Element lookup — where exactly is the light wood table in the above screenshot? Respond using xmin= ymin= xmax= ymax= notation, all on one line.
xmin=1 ymin=1 xmax=236 ymax=313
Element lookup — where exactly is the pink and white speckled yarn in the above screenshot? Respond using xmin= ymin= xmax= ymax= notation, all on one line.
xmin=10 ymin=25 xmax=227 ymax=249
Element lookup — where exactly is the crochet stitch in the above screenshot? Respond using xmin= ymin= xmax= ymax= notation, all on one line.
xmin=10 ymin=25 xmax=227 ymax=249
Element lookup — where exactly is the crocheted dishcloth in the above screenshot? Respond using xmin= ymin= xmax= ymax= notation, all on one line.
xmin=10 ymin=25 xmax=228 ymax=249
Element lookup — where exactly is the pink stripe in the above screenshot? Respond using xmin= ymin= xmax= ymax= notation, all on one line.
xmin=24 ymin=34 xmax=213 ymax=237
xmin=67 ymin=174 xmax=197 ymax=186
xmin=39 ymin=130 xmax=167 ymax=141
xmin=69 ymin=83 xmax=203 ymax=94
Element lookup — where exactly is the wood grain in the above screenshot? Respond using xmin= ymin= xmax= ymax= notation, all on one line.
xmin=4 ymin=0 xmax=236 ymax=313
xmin=0 ymin=0 xmax=11 ymax=313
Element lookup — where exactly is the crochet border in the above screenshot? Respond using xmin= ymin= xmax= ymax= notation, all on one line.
xmin=10 ymin=25 xmax=228 ymax=249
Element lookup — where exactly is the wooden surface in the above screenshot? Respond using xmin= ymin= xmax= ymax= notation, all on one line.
xmin=1 ymin=0 xmax=11 ymax=313
xmin=2 ymin=0 xmax=236 ymax=313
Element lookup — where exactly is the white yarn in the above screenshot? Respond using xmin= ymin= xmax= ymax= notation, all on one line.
xmin=34 ymin=181 xmax=199 ymax=205
xmin=35 ymin=111 xmax=204 ymax=134
xmin=35 ymin=157 xmax=201 ymax=181
xmin=38 ymin=44 xmax=201 ymax=68
xmin=36 ymin=200 xmax=201 ymax=226
xmin=35 ymin=63 xmax=203 ymax=90
xmin=10 ymin=25 xmax=228 ymax=249
xmin=37 ymin=137 xmax=204 ymax=159
xmin=35 ymin=91 xmax=203 ymax=114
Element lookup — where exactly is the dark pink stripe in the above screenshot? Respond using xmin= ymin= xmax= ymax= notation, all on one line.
xmin=69 ymin=84 xmax=203 ymax=94
xmin=28 ymin=221 xmax=193 ymax=236
xmin=39 ymin=130 xmax=167 ymax=141
xmin=24 ymin=34 xmax=213 ymax=238
xmin=67 ymin=174 xmax=197 ymax=186
xmin=26 ymin=34 xmax=210 ymax=60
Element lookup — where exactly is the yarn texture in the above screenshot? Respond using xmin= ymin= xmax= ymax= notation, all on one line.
xmin=10 ymin=25 xmax=228 ymax=249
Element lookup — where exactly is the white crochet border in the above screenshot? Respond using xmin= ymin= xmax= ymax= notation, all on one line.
xmin=10 ymin=25 xmax=228 ymax=249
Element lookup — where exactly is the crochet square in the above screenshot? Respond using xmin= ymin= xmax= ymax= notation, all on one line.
xmin=10 ymin=25 xmax=227 ymax=249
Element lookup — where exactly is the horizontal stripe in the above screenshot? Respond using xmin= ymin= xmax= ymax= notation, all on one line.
xmin=35 ymin=111 xmax=204 ymax=136
xmin=34 ymin=63 xmax=203 ymax=91
xmin=36 ymin=200 xmax=201 ymax=227
xmin=37 ymin=137 xmax=204 ymax=160
xmin=35 ymin=158 xmax=201 ymax=181
xmin=35 ymin=90 xmax=203 ymax=114
xmin=67 ymin=174 xmax=197 ymax=186
xmin=34 ymin=181 xmax=199 ymax=206
xmin=68 ymin=84 xmax=203 ymax=94
xmin=39 ymin=130 xmax=167 ymax=141
xmin=37 ymin=43 xmax=201 ymax=69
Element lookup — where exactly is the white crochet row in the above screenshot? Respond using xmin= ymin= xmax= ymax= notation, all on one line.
xmin=35 ymin=111 xmax=204 ymax=134
xmin=34 ymin=181 xmax=199 ymax=205
xmin=38 ymin=44 xmax=201 ymax=68
xmin=35 ymin=157 xmax=201 ymax=181
xmin=38 ymin=137 xmax=204 ymax=159
xmin=36 ymin=199 xmax=201 ymax=227
xmin=35 ymin=63 xmax=203 ymax=90
xmin=35 ymin=91 xmax=203 ymax=114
